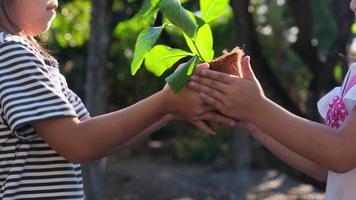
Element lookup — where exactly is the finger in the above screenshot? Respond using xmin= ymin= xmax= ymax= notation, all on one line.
xmin=241 ymin=56 xmax=265 ymax=95
xmin=199 ymin=69 xmax=236 ymax=84
xmin=188 ymin=81 xmax=226 ymax=102
xmin=241 ymin=56 xmax=256 ymax=81
xmin=189 ymin=75 xmax=229 ymax=94
xmin=201 ymin=105 xmax=216 ymax=112
xmin=191 ymin=105 xmax=216 ymax=120
xmin=191 ymin=104 xmax=219 ymax=121
xmin=197 ymin=63 xmax=210 ymax=70
xmin=200 ymin=112 xmax=236 ymax=127
xmin=192 ymin=120 xmax=216 ymax=135
xmin=193 ymin=63 xmax=210 ymax=75
xmin=199 ymin=92 xmax=225 ymax=111
xmin=235 ymin=120 xmax=249 ymax=130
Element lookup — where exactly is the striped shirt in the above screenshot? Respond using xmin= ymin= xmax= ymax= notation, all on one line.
xmin=0 ymin=32 xmax=90 ymax=199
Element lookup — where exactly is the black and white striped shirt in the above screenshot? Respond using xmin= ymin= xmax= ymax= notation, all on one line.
xmin=0 ymin=32 xmax=90 ymax=199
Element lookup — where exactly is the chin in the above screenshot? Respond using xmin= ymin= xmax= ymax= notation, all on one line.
xmin=25 ymin=30 xmax=48 ymax=36
xmin=42 ymin=25 xmax=52 ymax=34
xmin=27 ymin=24 xmax=53 ymax=36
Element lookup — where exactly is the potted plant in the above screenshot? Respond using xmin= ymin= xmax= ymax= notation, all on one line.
xmin=130 ymin=0 xmax=245 ymax=93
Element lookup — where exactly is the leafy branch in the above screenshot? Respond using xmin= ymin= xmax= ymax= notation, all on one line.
xmin=130 ymin=0 xmax=230 ymax=92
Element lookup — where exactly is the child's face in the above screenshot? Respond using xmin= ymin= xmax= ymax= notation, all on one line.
xmin=12 ymin=0 xmax=58 ymax=36
xmin=351 ymin=0 xmax=356 ymax=13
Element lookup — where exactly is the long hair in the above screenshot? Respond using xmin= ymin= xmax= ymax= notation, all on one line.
xmin=0 ymin=0 xmax=52 ymax=59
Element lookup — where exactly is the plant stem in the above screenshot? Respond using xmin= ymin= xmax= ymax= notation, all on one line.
xmin=191 ymin=38 xmax=205 ymax=62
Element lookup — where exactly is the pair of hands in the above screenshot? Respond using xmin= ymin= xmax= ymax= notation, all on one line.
xmin=162 ymin=82 xmax=236 ymax=134
xmin=187 ymin=56 xmax=266 ymax=134
xmin=162 ymin=56 xmax=265 ymax=134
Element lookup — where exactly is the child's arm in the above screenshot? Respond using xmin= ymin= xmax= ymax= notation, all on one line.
xmin=78 ymin=114 xmax=172 ymax=150
xmin=0 ymin=43 xmax=235 ymax=163
xmin=32 ymin=87 xmax=235 ymax=163
xmin=117 ymin=112 xmax=225 ymax=149
xmin=189 ymin=57 xmax=356 ymax=173
xmin=249 ymin=98 xmax=356 ymax=173
xmin=237 ymin=120 xmax=328 ymax=181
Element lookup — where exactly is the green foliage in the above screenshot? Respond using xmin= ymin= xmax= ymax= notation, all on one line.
xmin=183 ymin=23 xmax=214 ymax=62
xmin=131 ymin=25 xmax=165 ymax=75
xmin=159 ymin=0 xmax=198 ymax=38
xmin=51 ymin=0 xmax=91 ymax=48
xmin=113 ymin=15 xmax=153 ymax=46
xmin=138 ymin=0 xmax=161 ymax=18
xmin=144 ymin=45 xmax=193 ymax=76
xmin=131 ymin=0 xmax=229 ymax=92
xmin=200 ymin=0 xmax=230 ymax=23
xmin=208 ymin=8 xmax=235 ymax=53
xmin=165 ymin=56 xmax=197 ymax=92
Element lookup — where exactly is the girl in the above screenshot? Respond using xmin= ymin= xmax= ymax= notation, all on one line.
xmin=0 ymin=0 xmax=236 ymax=199
xmin=188 ymin=1 xmax=356 ymax=199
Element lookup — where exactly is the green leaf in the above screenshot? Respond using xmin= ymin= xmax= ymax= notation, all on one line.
xmin=138 ymin=0 xmax=162 ymax=18
xmin=200 ymin=0 xmax=230 ymax=23
xmin=183 ymin=23 xmax=214 ymax=62
xmin=145 ymin=45 xmax=193 ymax=76
xmin=166 ymin=56 xmax=197 ymax=93
xmin=131 ymin=25 xmax=165 ymax=75
xmin=159 ymin=0 xmax=198 ymax=38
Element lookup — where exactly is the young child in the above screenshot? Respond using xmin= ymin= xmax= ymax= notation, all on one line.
xmin=0 ymin=0 xmax=236 ymax=199
xmin=188 ymin=1 xmax=356 ymax=199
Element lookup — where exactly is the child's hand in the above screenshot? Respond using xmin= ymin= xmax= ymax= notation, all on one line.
xmin=188 ymin=56 xmax=265 ymax=120
xmin=162 ymin=84 xmax=236 ymax=134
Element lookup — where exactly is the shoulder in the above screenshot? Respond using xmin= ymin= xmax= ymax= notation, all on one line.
xmin=0 ymin=32 xmax=43 ymax=60
xmin=0 ymin=33 xmax=46 ymax=69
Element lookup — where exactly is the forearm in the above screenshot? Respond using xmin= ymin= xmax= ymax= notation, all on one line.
xmin=35 ymin=91 xmax=170 ymax=163
xmin=251 ymin=129 xmax=328 ymax=181
xmin=117 ymin=115 xmax=174 ymax=149
xmin=188 ymin=59 xmax=355 ymax=172
xmin=251 ymin=97 xmax=353 ymax=173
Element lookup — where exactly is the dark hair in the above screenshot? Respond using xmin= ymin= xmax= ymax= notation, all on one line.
xmin=0 ymin=0 xmax=52 ymax=59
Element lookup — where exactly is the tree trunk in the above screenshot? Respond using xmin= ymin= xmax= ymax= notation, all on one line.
xmin=82 ymin=0 xmax=113 ymax=199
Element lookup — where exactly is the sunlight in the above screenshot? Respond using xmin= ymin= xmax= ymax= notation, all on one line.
xmin=255 ymin=174 xmax=286 ymax=192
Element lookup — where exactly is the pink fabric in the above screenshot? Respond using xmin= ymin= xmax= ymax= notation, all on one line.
xmin=345 ymin=74 xmax=356 ymax=94
xmin=326 ymin=96 xmax=348 ymax=128
xmin=325 ymin=74 xmax=356 ymax=128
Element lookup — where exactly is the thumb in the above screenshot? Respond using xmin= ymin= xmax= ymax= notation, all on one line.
xmin=197 ymin=63 xmax=210 ymax=69
xmin=241 ymin=56 xmax=256 ymax=81
xmin=241 ymin=56 xmax=265 ymax=95
xmin=192 ymin=120 xmax=216 ymax=135
xmin=193 ymin=63 xmax=210 ymax=75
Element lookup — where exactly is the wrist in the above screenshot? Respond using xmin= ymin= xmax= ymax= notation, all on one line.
xmin=247 ymin=125 xmax=262 ymax=138
xmin=159 ymin=88 xmax=176 ymax=115
xmin=246 ymin=95 xmax=270 ymax=122
xmin=158 ymin=114 xmax=174 ymax=128
xmin=163 ymin=114 xmax=176 ymax=123
xmin=235 ymin=120 xmax=260 ymax=138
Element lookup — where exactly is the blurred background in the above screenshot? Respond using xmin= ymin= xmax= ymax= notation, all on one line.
xmin=43 ymin=0 xmax=355 ymax=199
